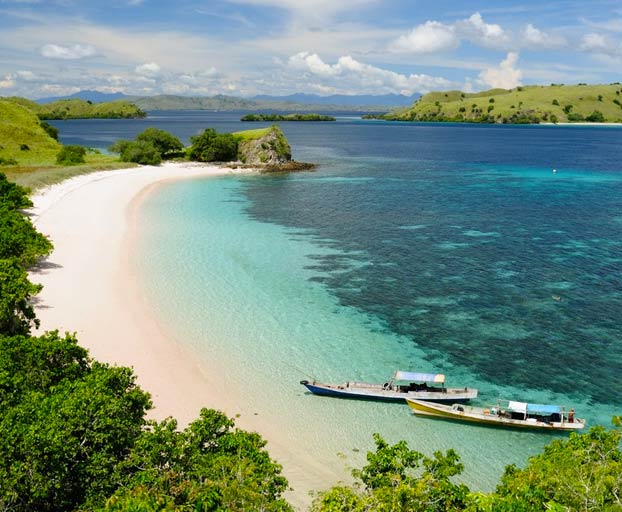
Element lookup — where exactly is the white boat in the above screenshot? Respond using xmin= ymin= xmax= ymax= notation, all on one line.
xmin=300 ymin=370 xmax=477 ymax=402
xmin=406 ymin=398 xmax=585 ymax=431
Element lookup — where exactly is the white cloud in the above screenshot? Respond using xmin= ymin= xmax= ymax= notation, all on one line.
xmin=391 ymin=21 xmax=458 ymax=54
xmin=391 ymin=12 xmax=508 ymax=54
xmin=40 ymin=43 xmax=97 ymax=59
xmin=455 ymin=12 xmax=508 ymax=48
xmin=0 ymin=74 xmax=15 ymax=89
xmin=134 ymin=61 xmax=161 ymax=76
xmin=580 ymin=33 xmax=621 ymax=56
xmin=521 ymin=24 xmax=566 ymax=49
xmin=479 ymin=52 xmax=522 ymax=89
xmin=287 ymin=52 xmax=452 ymax=95
xmin=40 ymin=83 xmax=81 ymax=95
xmin=16 ymin=70 xmax=37 ymax=80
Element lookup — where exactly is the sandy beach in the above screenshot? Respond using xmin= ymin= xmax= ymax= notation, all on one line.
xmin=29 ymin=163 xmax=327 ymax=510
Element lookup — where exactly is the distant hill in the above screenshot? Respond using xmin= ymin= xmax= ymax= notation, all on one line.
xmin=126 ymin=94 xmax=400 ymax=113
xmin=0 ymin=99 xmax=61 ymax=166
xmin=3 ymin=97 xmax=146 ymax=120
xmin=36 ymin=90 xmax=128 ymax=104
xmin=251 ymin=93 xmax=419 ymax=107
xmin=385 ymin=83 xmax=622 ymax=124
xmin=34 ymin=90 xmax=415 ymax=112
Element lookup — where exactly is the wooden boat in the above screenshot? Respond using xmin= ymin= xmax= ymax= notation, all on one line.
xmin=300 ymin=371 xmax=477 ymax=402
xmin=406 ymin=398 xmax=585 ymax=431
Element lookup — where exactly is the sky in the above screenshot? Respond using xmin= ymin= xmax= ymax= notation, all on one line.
xmin=0 ymin=0 xmax=621 ymax=99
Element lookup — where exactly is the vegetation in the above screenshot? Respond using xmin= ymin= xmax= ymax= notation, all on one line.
xmin=385 ymin=84 xmax=622 ymax=124
xmin=3 ymin=96 xmax=146 ymax=120
xmin=56 ymin=145 xmax=87 ymax=166
xmin=108 ymin=127 xmax=184 ymax=165
xmin=0 ymin=173 xmax=293 ymax=511
xmin=241 ymin=113 xmax=336 ymax=122
xmin=188 ymin=128 xmax=239 ymax=162
xmin=312 ymin=421 xmax=622 ymax=511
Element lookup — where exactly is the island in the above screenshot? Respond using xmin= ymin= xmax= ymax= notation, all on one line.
xmin=380 ymin=83 xmax=622 ymax=124
xmin=241 ymin=113 xmax=336 ymax=122
xmin=3 ymin=96 xmax=146 ymax=120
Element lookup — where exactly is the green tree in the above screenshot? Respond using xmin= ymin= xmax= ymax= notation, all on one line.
xmin=311 ymin=434 xmax=469 ymax=512
xmin=586 ymin=110 xmax=605 ymax=122
xmin=135 ymin=127 xmax=183 ymax=158
xmin=0 ymin=205 xmax=52 ymax=266
xmin=111 ymin=140 xmax=162 ymax=165
xmin=188 ymin=128 xmax=238 ymax=162
xmin=40 ymin=121 xmax=59 ymax=141
xmin=105 ymin=409 xmax=292 ymax=512
xmin=490 ymin=425 xmax=622 ymax=511
xmin=0 ymin=361 xmax=152 ymax=511
xmin=0 ymin=173 xmax=32 ymax=209
xmin=0 ymin=258 xmax=42 ymax=335
xmin=56 ymin=145 xmax=87 ymax=165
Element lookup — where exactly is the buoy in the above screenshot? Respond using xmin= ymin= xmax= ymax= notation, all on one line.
xmin=553 ymin=169 xmax=557 ymax=173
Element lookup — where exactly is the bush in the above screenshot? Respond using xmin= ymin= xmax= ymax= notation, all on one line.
xmin=135 ymin=127 xmax=183 ymax=159
xmin=19 ymin=144 xmax=29 ymax=151
xmin=0 ymin=157 xmax=18 ymax=166
xmin=552 ymin=99 xmax=559 ymax=106
xmin=40 ymin=121 xmax=59 ymax=141
xmin=56 ymin=145 xmax=86 ymax=166
xmin=116 ymin=140 xmax=162 ymax=165
xmin=585 ymin=110 xmax=605 ymax=122
xmin=188 ymin=128 xmax=238 ymax=162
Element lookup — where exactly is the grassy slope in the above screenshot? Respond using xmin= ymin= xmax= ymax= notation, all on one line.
xmin=0 ymin=99 xmax=134 ymax=190
xmin=2 ymin=97 xmax=145 ymax=119
xmin=0 ymin=100 xmax=61 ymax=165
xmin=387 ymin=84 xmax=622 ymax=123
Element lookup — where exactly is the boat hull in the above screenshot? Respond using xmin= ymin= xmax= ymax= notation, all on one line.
xmin=300 ymin=381 xmax=477 ymax=403
xmin=406 ymin=399 xmax=585 ymax=431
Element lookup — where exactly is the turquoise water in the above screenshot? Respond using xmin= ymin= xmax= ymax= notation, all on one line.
xmin=58 ymin=113 xmax=621 ymax=495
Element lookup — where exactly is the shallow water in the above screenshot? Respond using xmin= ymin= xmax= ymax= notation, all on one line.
xmin=55 ymin=113 xmax=622 ymax=493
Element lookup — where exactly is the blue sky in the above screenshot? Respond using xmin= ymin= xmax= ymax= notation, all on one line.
xmin=0 ymin=0 xmax=621 ymax=98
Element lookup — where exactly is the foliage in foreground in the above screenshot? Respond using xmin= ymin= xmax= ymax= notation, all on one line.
xmin=311 ymin=421 xmax=622 ymax=512
xmin=56 ymin=144 xmax=87 ymax=166
xmin=0 ymin=171 xmax=292 ymax=511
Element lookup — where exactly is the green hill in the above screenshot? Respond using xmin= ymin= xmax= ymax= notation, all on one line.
xmin=385 ymin=83 xmax=622 ymax=124
xmin=0 ymin=100 xmax=61 ymax=165
xmin=3 ymin=97 xmax=146 ymax=120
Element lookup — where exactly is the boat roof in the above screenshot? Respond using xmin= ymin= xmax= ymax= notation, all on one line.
xmin=505 ymin=400 xmax=563 ymax=415
xmin=394 ymin=371 xmax=445 ymax=384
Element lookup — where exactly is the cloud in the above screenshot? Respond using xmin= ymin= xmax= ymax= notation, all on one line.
xmin=0 ymin=74 xmax=16 ymax=89
xmin=287 ymin=52 xmax=452 ymax=95
xmin=479 ymin=52 xmax=522 ymax=89
xmin=580 ymin=33 xmax=621 ymax=56
xmin=391 ymin=21 xmax=458 ymax=54
xmin=521 ymin=24 xmax=566 ymax=49
xmin=16 ymin=70 xmax=37 ymax=80
xmin=134 ymin=61 xmax=161 ymax=76
xmin=391 ymin=12 xmax=508 ymax=54
xmin=455 ymin=12 xmax=508 ymax=48
xmin=40 ymin=43 xmax=97 ymax=59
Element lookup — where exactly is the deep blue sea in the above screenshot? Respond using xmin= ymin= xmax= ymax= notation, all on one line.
xmin=50 ymin=112 xmax=622 ymax=495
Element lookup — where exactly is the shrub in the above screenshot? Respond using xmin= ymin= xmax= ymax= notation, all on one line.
xmin=563 ymin=104 xmax=573 ymax=114
xmin=40 ymin=121 xmax=59 ymax=141
xmin=188 ymin=128 xmax=238 ymax=162
xmin=56 ymin=145 xmax=86 ymax=166
xmin=487 ymin=105 xmax=494 ymax=112
xmin=0 ymin=157 xmax=18 ymax=166
xmin=552 ymin=99 xmax=559 ymax=106
xmin=585 ymin=110 xmax=605 ymax=122
xmin=117 ymin=140 xmax=162 ymax=165
xmin=135 ymin=127 xmax=183 ymax=159
xmin=19 ymin=144 xmax=29 ymax=151
xmin=567 ymin=112 xmax=584 ymax=122
xmin=550 ymin=114 xmax=558 ymax=124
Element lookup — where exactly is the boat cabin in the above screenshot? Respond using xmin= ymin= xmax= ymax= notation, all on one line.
xmin=496 ymin=400 xmax=570 ymax=423
xmin=387 ymin=371 xmax=446 ymax=393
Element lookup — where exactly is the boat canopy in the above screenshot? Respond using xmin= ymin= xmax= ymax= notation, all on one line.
xmin=506 ymin=401 xmax=562 ymax=415
xmin=507 ymin=401 xmax=527 ymax=414
xmin=393 ymin=371 xmax=445 ymax=384
xmin=526 ymin=403 xmax=563 ymax=415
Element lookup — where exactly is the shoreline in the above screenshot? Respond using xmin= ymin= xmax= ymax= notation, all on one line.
xmin=29 ymin=162 xmax=332 ymax=510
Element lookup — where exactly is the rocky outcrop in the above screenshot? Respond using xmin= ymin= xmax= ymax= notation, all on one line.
xmin=237 ymin=125 xmax=291 ymax=165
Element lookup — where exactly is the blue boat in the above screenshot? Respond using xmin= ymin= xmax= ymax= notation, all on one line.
xmin=300 ymin=370 xmax=477 ymax=403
